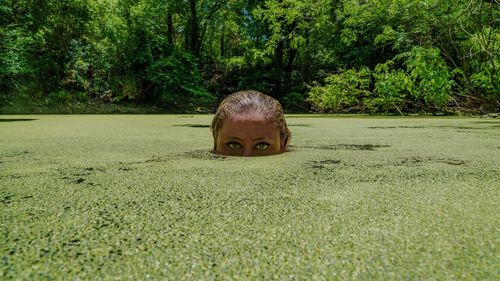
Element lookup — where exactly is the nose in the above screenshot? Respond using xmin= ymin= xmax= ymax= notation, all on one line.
xmin=243 ymin=148 xmax=253 ymax=157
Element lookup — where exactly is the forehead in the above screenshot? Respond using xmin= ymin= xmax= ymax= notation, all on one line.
xmin=219 ymin=114 xmax=278 ymax=140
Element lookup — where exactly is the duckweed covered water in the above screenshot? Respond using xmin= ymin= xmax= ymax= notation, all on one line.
xmin=1 ymin=115 xmax=499 ymax=280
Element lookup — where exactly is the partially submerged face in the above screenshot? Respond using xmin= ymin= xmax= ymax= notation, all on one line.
xmin=211 ymin=90 xmax=291 ymax=157
xmin=215 ymin=113 xmax=283 ymax=157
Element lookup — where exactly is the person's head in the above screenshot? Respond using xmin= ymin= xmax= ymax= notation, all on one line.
xmin=211 ymin=90 xmax=291 ymax=157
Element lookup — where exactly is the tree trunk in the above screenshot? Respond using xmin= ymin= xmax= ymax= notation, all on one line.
xmin=220 ymin=29 xmax=225 ymax=57
xmin=188 ymin=0 xmax=199 ymax=56
xmin=167 ymin=13 xmax=174 ymax=46
xmin=274 ymin=40 xmax=284 ymax=69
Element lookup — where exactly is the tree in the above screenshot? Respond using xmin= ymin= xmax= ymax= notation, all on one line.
xmin=0 ymin=0 xmax=498 ymax=112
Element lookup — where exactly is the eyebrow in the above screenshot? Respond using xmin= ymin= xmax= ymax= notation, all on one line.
xmin=226 ymin=137 xmax=243 ymax=141
xmin=225 ymin=137 xmax=269 ymax=142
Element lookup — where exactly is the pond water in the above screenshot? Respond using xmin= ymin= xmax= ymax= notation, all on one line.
xmin=1 ymin=115 xmax=499 ymax=279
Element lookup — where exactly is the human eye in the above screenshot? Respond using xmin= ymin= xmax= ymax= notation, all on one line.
xmin=226 ymin=142 xmax=242 ymax=150
xmin=254 ymin=142 xmax=270 ymax=150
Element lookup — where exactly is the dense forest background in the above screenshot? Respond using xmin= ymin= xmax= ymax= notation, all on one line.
xmin=0 ymin=0 xmax=498 ymax=113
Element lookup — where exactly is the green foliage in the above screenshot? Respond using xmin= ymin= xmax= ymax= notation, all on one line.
xmin=396 ymin=46 xmax=454 ymax=108
xmin=366 ymin=60 xmax=410 ymax=112
xmin=0 ymin=26 xmax=36 ymax=105
xmin=253 ymin=0 xmax=324 ymax=56
xmin=307 ymin=67 xmax=371 ymax=112
xmin=374 ymin=26 xmax=411 ymax=51
xmin=465 ymin=27 xmax=500 ymax=96
xmin=282 ymin=92 xmax=307 ymax=112
xmin=46 ymin=90 xmax=88 ymax=106
xmin=0 ymin=0 xmax=498 ymax=112
xmin=147 ymin=52 xmax=214 ymax=106
xmin=0 ymin=27 xmax=34 ymax=77
xmin=64 ymin=39 xmax=115 ymax=100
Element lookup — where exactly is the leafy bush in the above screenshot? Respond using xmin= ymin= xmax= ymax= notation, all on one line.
xmin=307 ymin=68 xmax=371 ymax=112
xmin=282 ymin=92 xmax=308 ymax=112
xmin=46 ymin=90 xmax=88 ymax=106
xmin=396 ymin=46 xmax=454 ymax=108
xmin=0 ymin=26 xmax=35 ymax=105
xmin=465 ymin=27 xmax=499 ymax=96
xmin=365 ymin=60 xmax=410 ymax=112
xmin=147 ymin=52 xmax=215 ymax=107
xmin=63 ymin=39 xmax=115 ymax=100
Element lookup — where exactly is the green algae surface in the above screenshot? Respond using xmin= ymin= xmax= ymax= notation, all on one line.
xmin=1 ymin=115 xmax=499 ymax=280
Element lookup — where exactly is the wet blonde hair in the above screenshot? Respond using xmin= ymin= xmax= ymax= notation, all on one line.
xmin=211 ymin=90 xmax=291 ymax=150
